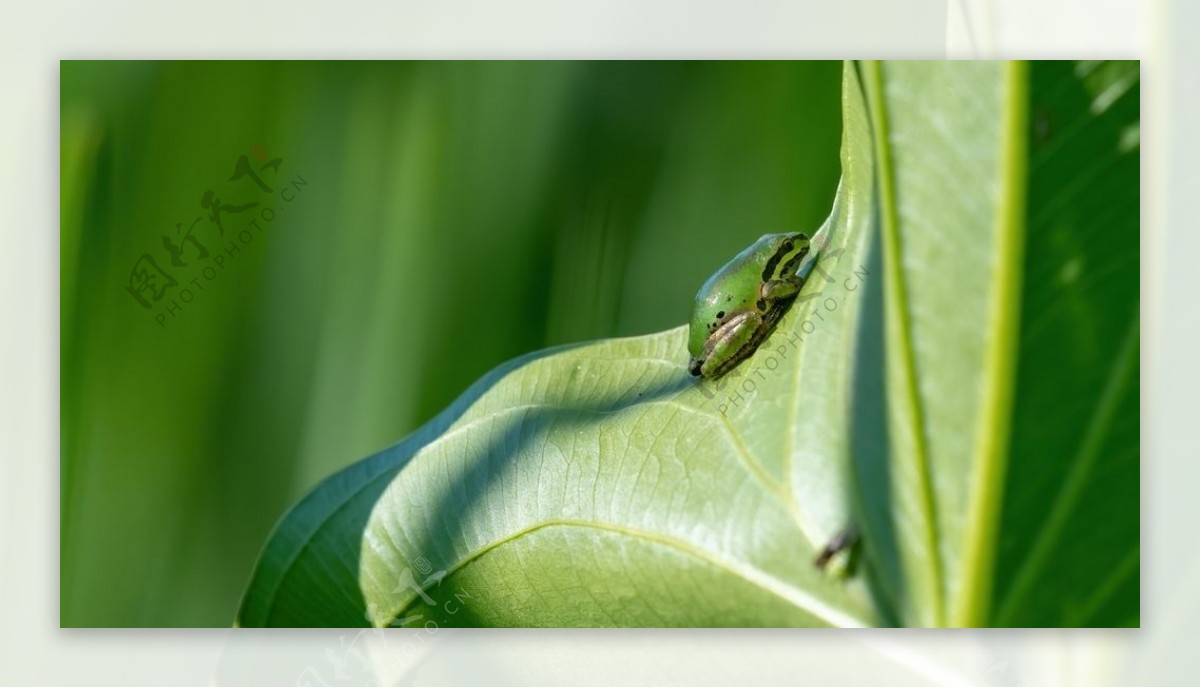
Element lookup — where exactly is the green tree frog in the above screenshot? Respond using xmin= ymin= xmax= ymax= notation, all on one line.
xmin=687 ymin=232 xmax=811 ymax=379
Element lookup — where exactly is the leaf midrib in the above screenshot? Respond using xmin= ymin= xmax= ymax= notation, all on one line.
xmin=380 ymin=518 xmax=872 ymax=629
xmin=953 ymin=60 xmax=1030 ymax=628
xmin=864 ymin=60 xmax=946 ymax=628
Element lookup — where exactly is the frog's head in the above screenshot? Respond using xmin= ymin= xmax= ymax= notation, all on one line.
xmin=767 ymin=232 xmax=811 ymax=283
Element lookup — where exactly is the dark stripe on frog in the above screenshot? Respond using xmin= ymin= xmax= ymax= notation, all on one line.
xmin=779 ymin=246 xmax=811 ymax=279
xmin=760 ymin=240 xmax=795 ymax=282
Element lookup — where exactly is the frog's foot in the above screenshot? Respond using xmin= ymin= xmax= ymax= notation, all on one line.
xmin=759 ymin=276 xmax=803 ymax=304
xmin=814 ymin=525 xmax=859 ymax=570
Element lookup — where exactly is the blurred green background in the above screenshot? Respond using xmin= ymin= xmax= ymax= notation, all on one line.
xmin=60 ymin=61 xmax=844 ymax=627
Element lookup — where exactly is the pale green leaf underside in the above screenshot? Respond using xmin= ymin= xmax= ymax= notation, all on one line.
xmin=864 ymin=60 xmax=1019 ymax=628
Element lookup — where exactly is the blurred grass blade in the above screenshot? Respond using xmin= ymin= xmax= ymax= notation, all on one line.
xmin=991 ymin=60 xmax=1140 ymax=627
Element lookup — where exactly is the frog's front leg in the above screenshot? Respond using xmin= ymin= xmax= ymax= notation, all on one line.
xmin=759 ymin=275 xmax=803 ymax=303
xmin=695 ymin=310 xmax=764 ymax=378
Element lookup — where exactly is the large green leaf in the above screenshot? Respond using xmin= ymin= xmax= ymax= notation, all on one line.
xmin=238 ymin=63 xmax=881 ymax=628
xmin=238 ymin=60 xmax=1139 ymax=628
xmin=858 ymin=60 xmax=1139 ymax=627
xmin=858 ymin=60 xmax=1026 ymax=629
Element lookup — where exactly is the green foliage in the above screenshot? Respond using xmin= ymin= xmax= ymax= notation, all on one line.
xmin=60 ymin=61 xmax=843 ymax=627
xmin=858 ymin=60 xmax=1139 ymax=627
xmin=992 ymin=60 xmax=1140 ymax=627
xmin=238 ymin=60 xmax=1139 ymax=628
xmin=238 ymin=65 xmax=877 ymax=629
xmin=61 ymin=59 xmax=1138 ymax=628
